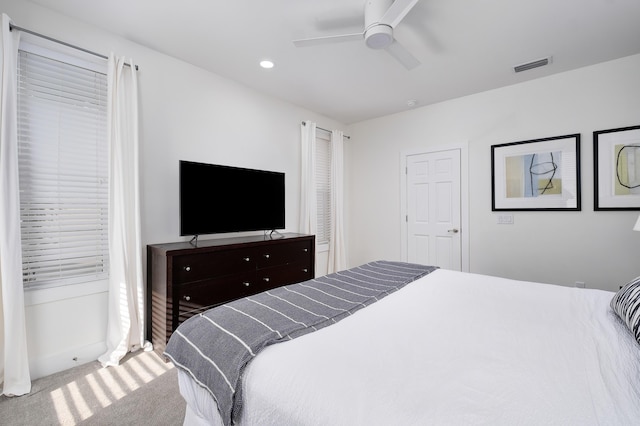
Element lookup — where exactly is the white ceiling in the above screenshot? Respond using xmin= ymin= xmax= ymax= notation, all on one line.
xmin=27 ymin=0 xmax=640 ymax=124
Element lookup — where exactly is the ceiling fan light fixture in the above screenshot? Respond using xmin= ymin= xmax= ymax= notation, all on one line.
xmin=365 ymin=25 xmax=393 ymax=49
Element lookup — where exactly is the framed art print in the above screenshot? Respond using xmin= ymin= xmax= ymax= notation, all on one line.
xmin=594 ymin=125 xmax=640 ymax=210
xmin=491 ymin=134 xmax=581 ymax=211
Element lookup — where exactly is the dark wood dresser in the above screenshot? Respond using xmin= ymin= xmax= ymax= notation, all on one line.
xmin=146 ymin=233 xmax=315 ymax=355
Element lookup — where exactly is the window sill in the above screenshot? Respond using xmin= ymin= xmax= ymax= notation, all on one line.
xmin=24 ymin=279 xmax=109 ymax=307
xmin=317 ymin=242 xmax=329 ymax=253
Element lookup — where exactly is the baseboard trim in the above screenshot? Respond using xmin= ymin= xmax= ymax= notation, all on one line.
xmin=29 ymin=341 xmax=107 ymax=380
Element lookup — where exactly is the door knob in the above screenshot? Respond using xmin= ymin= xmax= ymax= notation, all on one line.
xmin=448 ymin=228 xmax=459 ymax=233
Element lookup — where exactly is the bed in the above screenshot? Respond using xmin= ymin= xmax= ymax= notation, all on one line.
xmin=165 ymin=261 xmax=640 ymax=426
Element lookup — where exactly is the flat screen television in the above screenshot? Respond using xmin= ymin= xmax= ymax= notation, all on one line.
xmin=179 ymin=160 xmax=285 ymax=236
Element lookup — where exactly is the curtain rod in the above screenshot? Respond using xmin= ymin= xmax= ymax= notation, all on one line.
xmin=9 ymin=23 xmax=139 ymax=71
xmin=302 ymin=121 xmax=350 ymax=140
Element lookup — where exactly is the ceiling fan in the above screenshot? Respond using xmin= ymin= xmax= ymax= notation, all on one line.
xmin=293 ymin=0 xmax=421 ymax=70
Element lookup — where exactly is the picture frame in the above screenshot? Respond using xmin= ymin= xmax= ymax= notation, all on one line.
xmin=593 ymin=125 xmax=640 ymax=210
xmin=491 ymin=134 xmax=581 ymax=211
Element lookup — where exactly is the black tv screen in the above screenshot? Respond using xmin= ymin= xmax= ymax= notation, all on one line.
xmin=180 ymin=161 xmax=285 ymax=236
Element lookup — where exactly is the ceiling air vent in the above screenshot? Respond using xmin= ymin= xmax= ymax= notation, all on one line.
xmin=513 ymin=57 xmax=551 ymax=73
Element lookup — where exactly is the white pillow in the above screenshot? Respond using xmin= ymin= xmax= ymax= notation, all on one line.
xmin=610 ymin=276 xmax=640 ymax=345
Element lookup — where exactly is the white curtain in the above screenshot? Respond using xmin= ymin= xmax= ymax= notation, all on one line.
xmin=328 ymin=131 xmax=347 ymax=273
xmin=99 ymin=54 xmax=150 ymax=367
xmin=299 ymin=121 xmax=317 ymax=235
xmin=0 ymin=13 xmax=31 ymax=396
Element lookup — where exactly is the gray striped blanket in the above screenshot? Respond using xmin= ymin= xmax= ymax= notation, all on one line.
xmin=164 ymin=260 xmax=437 ymax=425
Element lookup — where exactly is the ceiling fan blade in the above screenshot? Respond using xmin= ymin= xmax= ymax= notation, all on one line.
xmin=293 ymin=32 xmax=363 ymax=47
xmin=379 ymin=0 xmax=420 ymax=28
xmin=385 ymin=40 xmax=420 ymax=70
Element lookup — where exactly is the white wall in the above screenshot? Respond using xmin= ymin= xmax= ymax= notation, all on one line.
xmin=347 ymin=54 xmax=640 ymax=291
xmin=2 ymin=0 xmax=343 ymax=379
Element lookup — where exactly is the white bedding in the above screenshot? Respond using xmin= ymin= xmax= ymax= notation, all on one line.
xmin=178 ymin=269 xmax=640 ymax=425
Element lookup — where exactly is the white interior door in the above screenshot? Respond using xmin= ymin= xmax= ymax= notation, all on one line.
xmin=406 ymin=149 xmax=461 ymax=270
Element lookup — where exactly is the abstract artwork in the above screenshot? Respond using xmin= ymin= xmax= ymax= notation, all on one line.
xmin=492 ymin=134 xmax=580 ymax=211
xmin=505 ymin=151 xmax=562 ymax=198
xmin=594 ymin=125 xmax=640 ymax=210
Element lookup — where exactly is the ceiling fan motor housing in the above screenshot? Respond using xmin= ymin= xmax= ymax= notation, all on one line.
xmin=365 ymin=0 xmax=395 ymax=49
xmin=365 ymin=25 xmax=393 ymax=49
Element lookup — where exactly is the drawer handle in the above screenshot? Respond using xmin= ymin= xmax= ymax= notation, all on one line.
xmin=183 ymin=295 xmax=191 ymax=301
xmin=263 ymin=277 xmax=270 ymax=283
xmin=303 ymin=268 xmax=308 ymax=273
xmin=303 ymin=248 xmax=308 ymax=252
xmin=243 ymin=257 xmax=251 ymax=262
xmin=184 ymin=266 xmax=191 ymax=272
xmin=243 ymin=282 xmax=251 ymax=287
xmin=263 ymin=254 xmax=270 ymax=259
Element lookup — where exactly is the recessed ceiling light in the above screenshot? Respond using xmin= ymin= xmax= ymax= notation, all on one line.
xmin=407 ymin=99 xmax=418 ymax=107
xmin=260 ymin=60 xmax=274 ymax=69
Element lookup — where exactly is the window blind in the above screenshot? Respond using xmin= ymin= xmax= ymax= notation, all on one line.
xmin=316 ymin=135 xmax=331 ymax=245
xmin=17 ymin=50 xmax=109 ymax=289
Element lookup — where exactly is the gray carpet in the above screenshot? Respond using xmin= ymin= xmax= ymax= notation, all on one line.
xmin=0 ymin=350 xmax=185 ymax=425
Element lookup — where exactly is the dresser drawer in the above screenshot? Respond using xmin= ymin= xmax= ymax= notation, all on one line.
xmin=177 ymin=271 xmax=257 ymax=323
xmin=257 ymin=261 xmax=313 ymax=291
xmin=173 ymin=248 xmax=257 ymax=284
xmin=256 ymin=239 xmax=313 ymax=269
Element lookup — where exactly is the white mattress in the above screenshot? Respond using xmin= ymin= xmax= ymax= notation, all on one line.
xmin=178 ymin=269 xmax=640 ymax=425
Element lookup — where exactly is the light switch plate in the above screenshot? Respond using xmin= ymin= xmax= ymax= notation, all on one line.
xmin=497 ymin=214 xmax=514 ymax=224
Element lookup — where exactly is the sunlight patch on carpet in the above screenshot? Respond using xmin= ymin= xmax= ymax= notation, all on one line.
xmin=49 ymin=351 xmax=174 ymax=424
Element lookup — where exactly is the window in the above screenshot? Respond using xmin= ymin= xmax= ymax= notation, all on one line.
xmin=315 ymin=133 xmax=331 ymax=246
xmin=17 ymin=47 xmax=109 ymax=289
